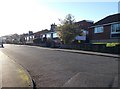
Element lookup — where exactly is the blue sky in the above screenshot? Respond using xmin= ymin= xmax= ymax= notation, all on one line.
xmin=44 ymin=2 xmax=118 ymax=22
xmin=0 ymin=0 xmax=119 ymax=36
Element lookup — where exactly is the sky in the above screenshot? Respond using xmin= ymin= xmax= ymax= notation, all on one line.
xmin=0 ymin=0 xmax=119 ymax=37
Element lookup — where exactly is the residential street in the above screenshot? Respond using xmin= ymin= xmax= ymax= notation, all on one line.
xmin=0 ymin=44 xmax=118 ymax=88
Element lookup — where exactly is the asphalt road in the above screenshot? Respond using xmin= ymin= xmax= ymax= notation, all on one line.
xmin=0 ymin=44 xmax=118 ymax=88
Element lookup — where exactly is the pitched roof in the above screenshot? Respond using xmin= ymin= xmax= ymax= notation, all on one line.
xmin=34 ymin=29 xmax=50 ymax=35
xmin=94 ymin=13 xmax=120 ymax=26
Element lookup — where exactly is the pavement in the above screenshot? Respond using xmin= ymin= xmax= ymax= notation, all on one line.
xmin=55 ymin=48 xmax=120 ymax=58
xmin=0 ymin=51 xmax=33 ymax=88
xmin=34 ymin=46 xmax=120 ymax=58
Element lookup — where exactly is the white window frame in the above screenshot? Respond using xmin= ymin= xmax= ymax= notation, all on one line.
xmin=53 ymin=32 xmax=58 ymax=38
xmin=94 ymin=26 xmax=104 ymax=33
xmin=46 ymin=33 xmax=51 ymax=38
xmin=111 ymin=23 xmax=120 ymax=34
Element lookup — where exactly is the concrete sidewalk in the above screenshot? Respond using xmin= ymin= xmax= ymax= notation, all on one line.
xmin=55 ymin=49 xmax=119 ymax=58
xmin=0 ymin=51 xmax=33 ymax=88
xmin=35 ymin=46 xmax=119 ymax=58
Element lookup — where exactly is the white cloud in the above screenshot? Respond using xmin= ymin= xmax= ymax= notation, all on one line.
xmin=0 ymin=0 xmax=63 ymax=36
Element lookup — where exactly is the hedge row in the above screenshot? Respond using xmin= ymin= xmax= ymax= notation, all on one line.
xmin=61 ymin=44 xmax=120 ymax=54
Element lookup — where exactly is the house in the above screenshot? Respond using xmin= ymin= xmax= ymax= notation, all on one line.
xmin=50 ymin=23 xmax=57 ymax=32
xmin=21 ymin=31 xmax=34 ymax=44
xmin=88 ymin=13 xmax=120 ymax=43
xmin=76 ymin=20 xmax=94 ymax=30
xmin=19 ymin=33 xmax=28 ymax=44
xmin=43 ymin=23 xmax=58 ymax=39
xmin=34 ymin=23 xmax=58 ymax=40
xmin=74 ymin=20 xmax=94 ymax=42
xmin=34 ymin=29 xmax=49 ymax=39
xmin=3 ymin=34 xmax=20 ymax=44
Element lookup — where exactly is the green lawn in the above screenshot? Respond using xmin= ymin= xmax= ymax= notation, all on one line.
xmin=93 ymin=42 xmax=120 ymax=47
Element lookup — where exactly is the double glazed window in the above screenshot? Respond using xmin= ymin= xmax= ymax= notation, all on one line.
xmin=111 ymin=23 xmax=120 ymax=33
xmin=111 ymin=23 xmax=120 ymax=38
xmin=94 ymin=26 xmax=104 ymax=33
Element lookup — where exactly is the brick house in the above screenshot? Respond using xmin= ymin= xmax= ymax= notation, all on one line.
xmin=75 ymin=20 xmax=94 ymax=42
xmin=76 ymin=20 xmax=94 ymax=30
xmin=88 ymin=13 xmax=120 ymax=43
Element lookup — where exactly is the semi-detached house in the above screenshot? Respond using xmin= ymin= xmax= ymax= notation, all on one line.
xmin=88 ymin=13 xmax=120 ymax=43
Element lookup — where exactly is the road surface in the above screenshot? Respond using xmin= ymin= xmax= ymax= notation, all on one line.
xmin=0 ymin=44 xmax=118 ymax=88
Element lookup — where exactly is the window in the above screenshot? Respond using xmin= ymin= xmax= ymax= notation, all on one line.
xmin=94 ymin=26 xmax=104 ymax=33
xmin=111 ymin=23 xmax=120 ymax=38
xmin=111 ymin=23 xmax=120 ymax=33
xmin=53 ymin=32 xmax=58 ymax=38
xmin=42 ymin=35 xmax=45 ymax=38
xmin=46 ymin=33 xmax=51 ymax=38
xmin=83 ymin=30 xmax=88 ymax=35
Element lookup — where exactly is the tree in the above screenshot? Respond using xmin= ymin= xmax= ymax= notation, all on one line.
xmin=58 ymin=14 xmax=81 ymax=44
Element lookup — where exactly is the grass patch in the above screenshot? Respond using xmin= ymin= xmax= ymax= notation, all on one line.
xmin=93 ymin=42 xmax=120 ymax=47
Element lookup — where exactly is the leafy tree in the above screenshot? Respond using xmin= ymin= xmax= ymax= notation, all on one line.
xmin=58 ymin=14 xmax=81 ymax=44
